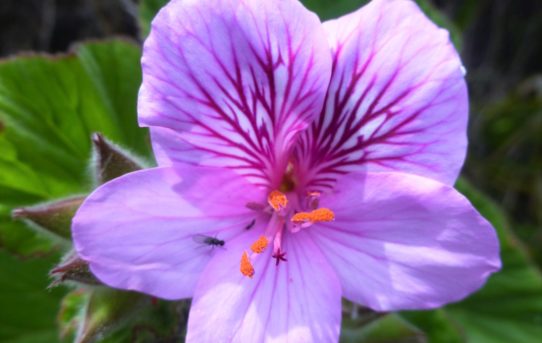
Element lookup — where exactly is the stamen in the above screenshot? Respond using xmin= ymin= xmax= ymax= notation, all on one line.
xmin=290 ymin=212 xmax=312 ymax=222
xmin=250 ymin=235 xmax=268 ymax=254
xmin=310 ymin=208 xmax=335 ymax=222
xmin=240 ymin=252 xmax=255 ymax=278
xmin=268 ymin=190 xmax=288 ymax=212
xmin=246 ymin=202 xmax=266 ymax=211
xmin=291 ymin=208 xmax=335 ymax=224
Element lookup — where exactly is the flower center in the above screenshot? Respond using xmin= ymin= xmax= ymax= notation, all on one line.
xmin=267 ymin=190 xmax=288 ymax=212
xmin=239 ymin=189 xmax=335 ymax=278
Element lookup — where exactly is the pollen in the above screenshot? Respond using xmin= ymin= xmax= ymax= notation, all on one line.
xmin=250 ymin=235 xmax=269 ymax=254
xmin=240 ymin=252 xmax=255 ymax=278
xmin=291 ymin=208 xmax=335 ymax=224
xmin=311 ymin=208 xmax=335 ymax=222
xmin=291 ymin=212 xmax=312 ymax=223
xmin=268 ymin=190 xmax=288 ymax=212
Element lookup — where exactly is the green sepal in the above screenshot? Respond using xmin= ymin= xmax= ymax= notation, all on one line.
xmin=91 ymin=133 xmax=145 ymax=184
xmin=11 ymin=195 xmax=84 ymax=241
xmin=50 ymin=250 xmax=101 ymax=287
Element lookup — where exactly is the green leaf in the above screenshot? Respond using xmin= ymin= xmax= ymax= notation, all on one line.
xmin=446 ymin=179 xmax=542 ymax=343
xmin=401 ymin=179 xmax=542 ymax=342
xmin=0 ymin=39 xmax=150 ymax=256
xmin=301 ymin=0 xmax=369 ymax=20
xmin=0 ymin=250 xmax=65 ymax=343
xmin=57 ymin=290 xmax=89 ymax=341
xmin=414 ymin=0 xmax=463 ymax=51
xmin=75 ymin=289 xmax=147 ymax=343
xmin=139 ymin=0 xmax=170 ymax=37
xmin=400 ymin=310 xmax=463 ymax=343
xmin=99 ymin=299 xmax=190 ymax=343
xmin=341 ymin=313 xmax=422 ymax=343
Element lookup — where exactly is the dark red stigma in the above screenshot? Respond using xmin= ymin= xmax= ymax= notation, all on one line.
xmin=272 ymin=249 xmax=287 ymax=266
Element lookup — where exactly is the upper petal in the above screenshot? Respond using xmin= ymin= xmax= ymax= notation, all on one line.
xmin=72 ymin=165 xmax=266 ymax=299
xmin=186 ymin=229 xmax=341 ymax=342
xmin=310 ymin=172 xmax=501 ymax=311
xmin=140 ymin=0 xmax=332 ymax=187
xmin=294 ymin=0 xmax=468 ymax=189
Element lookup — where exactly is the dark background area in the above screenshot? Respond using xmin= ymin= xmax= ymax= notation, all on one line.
xmin=0 ymin=0 xmax=541 ymax=265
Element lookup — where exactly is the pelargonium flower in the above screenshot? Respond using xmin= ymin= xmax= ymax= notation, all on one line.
xmin=73 ymin=0 xmax=501 ymax=341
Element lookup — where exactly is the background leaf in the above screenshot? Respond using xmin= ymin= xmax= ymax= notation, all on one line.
xmin=302 ymin=0 xmax=369 ymax=20
xmin=139 ymin=0 xmax=170 ymax=37
xmin=0 ymin=39 xmax=149 ymax=342
xmin=400 ymin=179 xmax=542 ymax=343
xmin=0 ymin=39 xmax=150 ymax=256
xmin=0 ymin=250 xmax=65 ymax=343
xmin=447 ymin=179 xmax=542 ymax=343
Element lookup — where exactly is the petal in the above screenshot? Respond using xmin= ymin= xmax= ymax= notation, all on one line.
xmin=310 ymin=172 xmax=501 ymax=311
xmin=186 ymin=229 xmax=341 ymax=342
xmin=139 ymin=0 xmax=332 ymax=187
xmin=72 ymin=166 xmax=266 ymax=299
xmin=294 ymin=0 xmax=468 ymax=189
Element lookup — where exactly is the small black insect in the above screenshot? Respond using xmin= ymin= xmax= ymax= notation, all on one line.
xmin=192 ymin=234 xmax=225 ymax=247
xmin=245 ymin=219 xmax=256 ymax=230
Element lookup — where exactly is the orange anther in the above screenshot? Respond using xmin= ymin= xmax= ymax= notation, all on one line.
xmin=240 ymin=252 xmax=255 ymax=278
xmin=311 ymin=208 xmax=335 ymax=222
xmin=268 ymin=190 xmax=288 ymax=212
xmin=250 ymin=236 xmax=269 ymax=254
xmin=291 ymin=212 xmax=312 ymax=223
xmin=291 ymin=208 xmax=335 ymax=224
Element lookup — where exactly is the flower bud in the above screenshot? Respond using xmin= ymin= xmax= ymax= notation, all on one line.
xmin=50 ymin=250 xmax=101 ymax=286
xmin=12 ymin=196 xmax=84 ymax=240
xmin=92 ymin=133 xmax=144 ymax=184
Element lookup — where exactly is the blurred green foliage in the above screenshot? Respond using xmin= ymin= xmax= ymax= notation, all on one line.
xmin=0 ymin=40 xmax=150 ymax=257
xmin=139 ymin=0 xmax=169 ymax=37
xmin=0 ymin=39 xmax=150 ymax=343
xmin=401 ymin=179 xmax=542 ymax=343
xmin=0 ymin=250 xmax=65 ymax=343
xmin=467 ymin=83 xmax=542 ymax=265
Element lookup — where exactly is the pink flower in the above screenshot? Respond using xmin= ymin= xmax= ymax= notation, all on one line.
xmin=72 ymin=0 xmax=501 ymax=341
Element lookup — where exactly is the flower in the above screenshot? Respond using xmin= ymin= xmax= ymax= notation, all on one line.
xmin=72 ymin=0 xmax=501 ymax=341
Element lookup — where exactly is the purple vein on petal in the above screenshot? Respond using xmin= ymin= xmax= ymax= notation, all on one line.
xmin=293 ymin=0 xmax=468 ymax=189
xmin=139 ymin=0 xmax=331 ymax=187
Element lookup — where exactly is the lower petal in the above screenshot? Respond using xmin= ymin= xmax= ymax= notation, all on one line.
xmin=187 ymin=230 xmax=341 ymax=342
xmin=310 ymin=172 xmax=501 ymax=311
xmin=72 ymin=166 xmax=266 ymax=299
